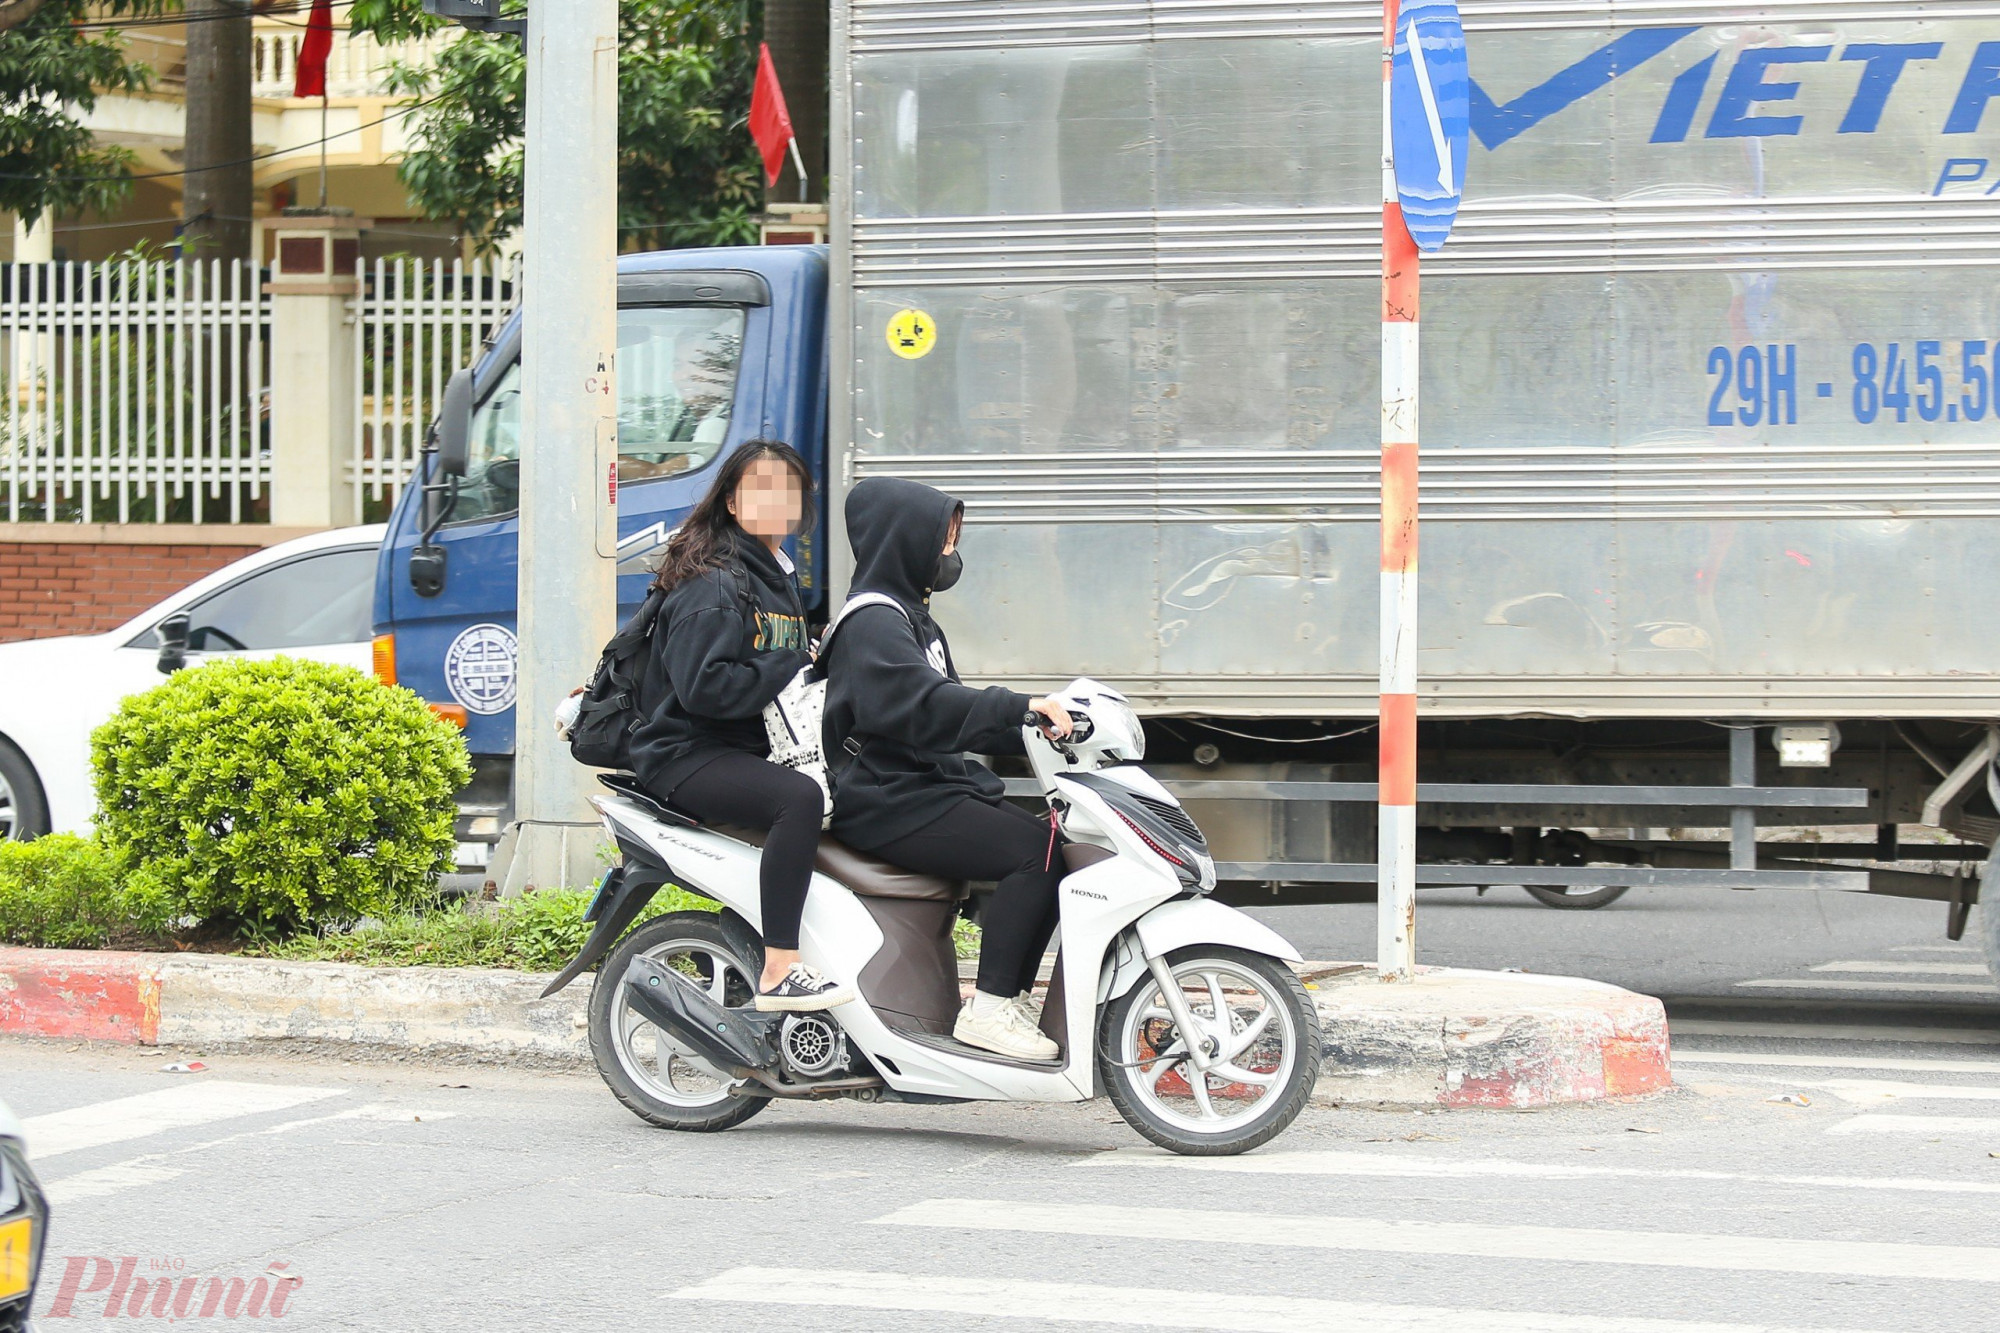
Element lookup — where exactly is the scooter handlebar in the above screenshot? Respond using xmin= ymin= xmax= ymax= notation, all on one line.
xmin=1024 ymin=708 xmax=1094 ymax=742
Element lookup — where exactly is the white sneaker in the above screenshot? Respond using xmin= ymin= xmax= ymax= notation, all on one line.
xmin=955 ymin=993 xmax=1060 ymax=1062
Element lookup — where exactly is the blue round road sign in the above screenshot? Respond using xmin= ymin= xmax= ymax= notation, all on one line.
xmin=1391 ymin=0 xmax=1469 ymax=253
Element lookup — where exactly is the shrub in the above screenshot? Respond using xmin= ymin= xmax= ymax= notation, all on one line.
xmin=91 ymin=657 xmax=472 ymax=935
xmin=256 ymin=884 xmax=718 ymax=971
xmin=0 ymin=834 xmax=132 ymax=948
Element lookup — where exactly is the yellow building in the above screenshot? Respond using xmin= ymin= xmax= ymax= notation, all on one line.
xmin=8 ymin=14 xmax=458 ymax=264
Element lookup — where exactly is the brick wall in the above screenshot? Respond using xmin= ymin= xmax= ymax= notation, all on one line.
xmin=0 ymin=526 xmax=326 ymax=643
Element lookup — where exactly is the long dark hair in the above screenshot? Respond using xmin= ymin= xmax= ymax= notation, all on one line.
xmin=650 ymin=438 xmax=816 ymax=592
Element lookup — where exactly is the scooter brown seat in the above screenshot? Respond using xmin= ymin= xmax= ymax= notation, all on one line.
xmin=814 ymin=838 xmax=967 ymax=903
xmin=698 ymin=819 xmax=966 ymax=904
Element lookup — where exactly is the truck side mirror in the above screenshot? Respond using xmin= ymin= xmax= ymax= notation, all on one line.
xmin=155 ymin=611 xmax=190 ymax=675
xmin=437 ymin=368 xmax=473 ymax=478
xmin=410 ymin=544 xmax=447 ymax=598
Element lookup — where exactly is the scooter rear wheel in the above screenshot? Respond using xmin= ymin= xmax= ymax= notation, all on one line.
xmin=1098 ymin=946 xmax=1321 ymax=1156
xmin=588 ymin=911 xmax=771 ymax=1132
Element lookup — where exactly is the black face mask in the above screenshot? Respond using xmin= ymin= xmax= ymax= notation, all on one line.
xmin=931 ymin=549 xmax=963 ymax=593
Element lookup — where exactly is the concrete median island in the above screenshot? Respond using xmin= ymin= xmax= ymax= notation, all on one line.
xmin=1 ymin=946 xmax=1670 ymax=1108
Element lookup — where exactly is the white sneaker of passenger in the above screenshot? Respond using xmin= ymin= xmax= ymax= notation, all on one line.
xmin=955 ymin=993 xmax=1059 ymax=1062
xmin=755 ymin=963 xmax=855 ymax=1012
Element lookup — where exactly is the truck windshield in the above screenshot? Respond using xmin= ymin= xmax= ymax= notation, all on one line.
xmin=451 ymin=304 xmax=747 ymax=525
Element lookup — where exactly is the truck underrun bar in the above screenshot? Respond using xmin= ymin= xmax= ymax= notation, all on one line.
xmin=1002 ymin=779 xmax=1868 ymax=808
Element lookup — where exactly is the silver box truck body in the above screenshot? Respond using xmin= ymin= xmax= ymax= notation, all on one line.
xmin=826 ymin=0 xmax=2000 ymax=950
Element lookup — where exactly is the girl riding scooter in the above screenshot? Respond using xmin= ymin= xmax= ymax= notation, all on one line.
xmin=629 ymin=440 xmax=850 ymax=1012
xmin=820 ymin=477 xmax=1075 ymax=1061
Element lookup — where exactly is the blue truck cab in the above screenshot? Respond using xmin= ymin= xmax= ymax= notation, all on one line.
xmin=371 ymin=244 xmax=829 ymax=793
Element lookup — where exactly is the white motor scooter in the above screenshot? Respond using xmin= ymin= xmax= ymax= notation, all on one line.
xmin=543 ymin=679 xmax=1322 ymax=1155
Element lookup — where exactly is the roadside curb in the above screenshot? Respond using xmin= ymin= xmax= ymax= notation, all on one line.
xmin=1308 ymin=964 xmax=1672 ymax=1108
xmin=1 ymin=949 xmax=1670 ymax=1107
xmin=0 ymin=947 xmax=589 ymax=1061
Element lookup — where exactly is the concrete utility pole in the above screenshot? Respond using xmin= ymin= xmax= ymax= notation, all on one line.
xmin=491 ymin=0 xmax=622 ymax=894
xmin=182 ymin=0 xmax=255 ymax=260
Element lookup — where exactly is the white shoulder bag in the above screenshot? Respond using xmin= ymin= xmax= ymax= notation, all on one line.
xmin=762 ymin=592 xmax=907 ymax=828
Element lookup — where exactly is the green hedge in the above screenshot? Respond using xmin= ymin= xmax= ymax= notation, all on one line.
xmin=0 ymin=834 xmax=134 ymax=948
xmin=258 ymin=885 xmax=719 ymax=971
xmin=91 ymin=657 xmax=472 ymax=935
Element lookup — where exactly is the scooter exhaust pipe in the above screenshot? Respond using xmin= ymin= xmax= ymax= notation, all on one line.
xmin=621 ymin=954 xmax=776 ymax=1075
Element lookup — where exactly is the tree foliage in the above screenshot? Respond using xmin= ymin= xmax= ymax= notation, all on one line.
xmin=0 ymin=0 xmax=161 ymax=225
xmin=350 ymin=0 xmax=764 ymax=252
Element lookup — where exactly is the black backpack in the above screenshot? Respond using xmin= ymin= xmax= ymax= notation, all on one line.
xmin=566 ymin=585 xmax=670 ymax=770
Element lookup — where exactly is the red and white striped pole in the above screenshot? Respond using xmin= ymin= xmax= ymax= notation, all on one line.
xmin=1378 ymin=0 xmax=1420 ymax=981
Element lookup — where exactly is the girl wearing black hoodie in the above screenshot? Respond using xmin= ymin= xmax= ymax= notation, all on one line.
xmin=629 ymin=440 xmax=851 ymax=1012
xmin=821 ymin=477 xmax=1075 ymax=1061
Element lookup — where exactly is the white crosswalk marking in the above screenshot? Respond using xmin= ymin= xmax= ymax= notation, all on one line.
xmin=1809 ymin=960 xmax=1991 ymax=976
xmin=1671 ymin=1020 xmax=2000 ymax=1046
xmin=1674 ymin=1051 xmax=2000 ymax=1075
xmin=875 ymin=1198 xmax=2000 ymax=1283
xmin=1787 ymin=1078 xmax=2000 ymax=1105
xmin=38 ymin=1102 xmax=456 ymax=1202
xmin=22 ymin=1081 xmax=345 ymax=1158
xmin=1828 ymin=1114 xmax=2000 ymax=1136
xmin=1737 ymin=978 xmax=1999 ymax=995
xmin=43 ymin=1162 xmax=186 ymax=1205
xmin=1072 ymin=1147 xmax=2000 ymax=1195
xmin=669 ymin=1266 xmax=1894 ymax=1333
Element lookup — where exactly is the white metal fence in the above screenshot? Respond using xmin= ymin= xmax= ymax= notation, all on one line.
xmin=1 ymin=259 xmax=269 ymax=524
xmin=0 ymin=257 xmax=522 ymax=525
xmin=352 ymin=255 xmax=519 ymax=517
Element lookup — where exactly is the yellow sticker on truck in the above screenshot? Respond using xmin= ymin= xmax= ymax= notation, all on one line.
xmin=886 ymin=309 xmax=937 ymax=360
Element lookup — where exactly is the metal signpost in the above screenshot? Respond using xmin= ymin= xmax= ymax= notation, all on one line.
xmin=1377 ymin=0 xmax=1467 ymax=979
xmin=494 ymin=0 xmax=622 ymax=894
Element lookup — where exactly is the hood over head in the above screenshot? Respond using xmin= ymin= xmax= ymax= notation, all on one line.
xmin=845 ymin=476 xmax=961 ymax=608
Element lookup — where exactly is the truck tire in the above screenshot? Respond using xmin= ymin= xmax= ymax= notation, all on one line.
xmin=1523 ymin=884 xmax=1630 ymax=910
xmin=1982 ymin=847 xmax=2000 ymax=985
xmin=0 ymin=737 xmax=49 ymax=842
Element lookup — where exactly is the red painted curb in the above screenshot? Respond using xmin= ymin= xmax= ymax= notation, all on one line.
xmin=0 ymin=947 xmax=161 ymax=1044
xmin=1436 ymin=1001 xmax=1671 ymax=1109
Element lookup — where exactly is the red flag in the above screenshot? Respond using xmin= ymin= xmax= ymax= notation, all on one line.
xmin=293 ymin=0 xmax=334 ymax=99
xmin=748 ymin=42 xmax=796 ymax=187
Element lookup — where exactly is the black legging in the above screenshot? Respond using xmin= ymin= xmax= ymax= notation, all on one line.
xmin=868 ymin=797 xmax=1061 ymax=997
xmin=668 ymin=752 xmax=823 ymax=952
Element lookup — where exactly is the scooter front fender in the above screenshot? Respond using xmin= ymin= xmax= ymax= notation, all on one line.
xmin=1102 ymin=897 xmax=1305 ymax=1004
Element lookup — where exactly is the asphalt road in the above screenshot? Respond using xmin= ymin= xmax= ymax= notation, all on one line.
xmin=8 ymin=891 xmax=2000 ymax=1332
xmin=1252 ymin=884 xmax=1999 ymax=1023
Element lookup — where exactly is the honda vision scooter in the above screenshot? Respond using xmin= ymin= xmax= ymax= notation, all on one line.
xmin=543 ymin=679 xmax=1323 ymax=1155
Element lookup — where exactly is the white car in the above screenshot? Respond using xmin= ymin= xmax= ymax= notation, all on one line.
xmin=0 ymin=525 xmax=385 ymax=839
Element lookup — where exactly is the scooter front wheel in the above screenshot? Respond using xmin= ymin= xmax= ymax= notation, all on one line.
xmin=588 ymin=911 xmax=770 ymax=1132
xmin=1098 ymin=946 xmax=1320 ymax=1156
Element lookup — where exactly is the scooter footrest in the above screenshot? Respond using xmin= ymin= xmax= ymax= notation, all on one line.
xmin=899 ymin=1028 xmax=1065 ymax=1070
